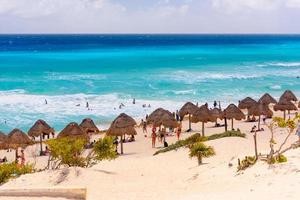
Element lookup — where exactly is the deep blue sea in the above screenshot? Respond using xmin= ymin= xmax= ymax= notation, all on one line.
xmin=1 ymin=34 xmax=300 ymax=133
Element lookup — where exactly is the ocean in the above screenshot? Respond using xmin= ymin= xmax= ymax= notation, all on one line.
xmin=1 ymin=34 xmax=300 ymax=133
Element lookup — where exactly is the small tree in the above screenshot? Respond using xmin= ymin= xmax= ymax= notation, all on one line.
xmin=46 ymin=136 xmax=117 ymax=169
xmin=266 ymin=116 xmax=300 ymax=164
xmin=189 ymin=142 xmax=215 ymax=165
xmin=46 ymin=137 xmax=87 ymax=169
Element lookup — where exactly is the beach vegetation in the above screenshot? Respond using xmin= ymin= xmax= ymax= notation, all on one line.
xmin=154 ymin=130 xmax=245 ymax=156
xmin=266 ymin=116 xmax=300 ymax=164
xmin=0 ymin=162 xmax=34 ymax=185
xmin=189 ymin=142 xmax=215 ymax=165
xmin=237 ymin=156 xmax=256 ymax=171
xmin=46 ymin=136 xmax=117 ymax=169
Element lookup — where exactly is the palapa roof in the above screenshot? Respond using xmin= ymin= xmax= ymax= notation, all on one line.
xmin=79 ymin=118 xmax=100 ymax=133
xmin=248 ymin=103 xmax=273 ymax=118
xmin=57 ymin=122 xmax=89 ymax=139
xmin=224 ymin=104 xmax=245 ymax=120
xmin=274 ymin=99 xmax=297 ymax=111
xmin=8 ymin=129 xmax=32 ymax=149
xmin=279 ymin=90 xmax=297 ymax=102
xmin=0 ymin=131 xmax=8 ymax=149
xmin=178 ymin=102 xmax=198 ymax=118
xmin=209 ymin=108 xmax=224 ymax=122
xmin=238 ymin=97 xmax=257 ymax=109
xmin=191 ymin=105 xmax=212 ymax=123
xmin=147 ymin=108 xmax=178 ymax=128
xmin=106 ymin=113 xmax=137 ymax=136
xmin=28 ymin=119 xmax=54 ymax=137
xmin=0 ymin=131 xmax=7 ymax=142
xmin=258 ymin=93 xmax=277 ymax=105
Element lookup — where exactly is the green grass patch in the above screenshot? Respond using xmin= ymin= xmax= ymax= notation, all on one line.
xmin=154 ymin=130 xmax=245 ymax=156
xmin=0 ymin=162 xmax=34 ymax=185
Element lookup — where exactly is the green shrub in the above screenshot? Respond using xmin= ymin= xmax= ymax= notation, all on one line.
xmin=270 ymin=154 xmax=288 ymax=164
xmin=46 ymin=137 xmax=87 ymax=168
xmin=237 ymin=156 xmax=256 ymax=171
xmin=0 ymin=162 xmax=34 ymax=185
xmin=189 ymin=142 xmax=215 ymax=165
xmin=276 ymin=154 xmax=287 ymax=163
xmin=207 ymin=130 xmax=246 ymax=141
xmin=46 ymin=136 xmax=118 ymax=169
xmin=153 ymin=133 xmax=205 ymax=155
xmin=154 ymin=130 xmax=245 ymax=156
xmin=92 ymin=137 xmax=117 ymax=161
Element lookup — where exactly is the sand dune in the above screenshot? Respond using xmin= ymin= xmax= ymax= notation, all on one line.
xmin=1 ymin=112 xmax=300 ymax=200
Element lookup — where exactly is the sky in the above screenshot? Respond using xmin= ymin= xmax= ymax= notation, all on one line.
xmin=0 ymin=0 xmax=300 ymax=33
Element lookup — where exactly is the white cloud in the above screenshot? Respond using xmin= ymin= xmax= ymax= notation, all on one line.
xmin=0 ymin=0 xmax=300 ymax=33
xmin=212 ymin=0 xmax=281 ymax=12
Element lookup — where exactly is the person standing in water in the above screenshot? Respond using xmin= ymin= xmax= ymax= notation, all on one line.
xmin=213 ymin=101 xmax=217 ymax=108
xmin=133 ymin=98 xmax=136 ymax=104
xmin=45 ymin=99 xmax=48 ymax=105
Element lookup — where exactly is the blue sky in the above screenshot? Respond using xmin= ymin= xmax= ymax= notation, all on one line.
xmin=0 ymin=0 xmax=300 ymax=33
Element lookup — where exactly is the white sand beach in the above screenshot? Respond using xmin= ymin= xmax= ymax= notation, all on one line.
xmin=1 ymin=109 xmax=300 ymax=200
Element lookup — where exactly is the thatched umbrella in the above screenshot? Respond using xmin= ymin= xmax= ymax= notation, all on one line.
xmin=248 ymin=103 xmax=273 ymax=129
xmin=106 ymin=113 xmax=137 ymax=154
xmin=224 ymin=104 xmax=245 ymax=131
xmin=279 ymin=90 xmax=297 ymax=102
xmin=179 ymin=102 xmax=198 ymax=131
xmin=238 ymin=97 xmax=257 ymax=110
xmin=209 ymin=108 xmax=224 ymax=122
xmin=28 ymin=119 xmax=54 ymax=154
xmin=274 ymin=99 xmax=297 ymax=119
xmin=191 ymin=105 xmax=211 ymax=136
xmin=0 ymin=131 xmax=8 ymax=150
xmin=147 ymin=108 xmax=178 ymax=128
xmin=80 ymin=118 xmax=100 ymax=134
xmin=258 ymin=93 xmax=277 ymax=105
xmin=8 ymin=129 xmax=32 ymax=161
xmin=57 ymin=122 xmax=89 ymax=140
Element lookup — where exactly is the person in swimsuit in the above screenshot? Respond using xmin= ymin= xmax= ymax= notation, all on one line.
xmin=176 ymin=124 xmax=182 ymax=140
xmin=151 ymin=126 xmax=157 ymax=148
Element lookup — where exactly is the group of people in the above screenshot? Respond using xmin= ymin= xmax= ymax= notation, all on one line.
xmin=150 ymin=124 xmax=182 ymax=148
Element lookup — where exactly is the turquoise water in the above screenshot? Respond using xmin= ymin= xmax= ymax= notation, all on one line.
xmin=1 ymin=35 xmax=300 ymax=132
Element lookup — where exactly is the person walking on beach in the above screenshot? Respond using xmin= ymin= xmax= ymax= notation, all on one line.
xmin=45 ymin=99 xmax=48 ymax=105
xmin=20 ymin=149 xmax=25 ymax=167
xmin=142 ymin=120 xmax=147 ymax=135
xmin=176 ymin=110 xmax=179 ymax=121
xmin=176 ymin=124 xmax=182 ymax=141
xmin=297 ymin=124 xmax=300 ymax=143
xmin=151 ymin=126 xmax=157 ymax=148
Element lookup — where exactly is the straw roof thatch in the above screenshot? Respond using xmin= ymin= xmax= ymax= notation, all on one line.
xmin=224 ymin=104 xmax=245 ymax=120
xmin=191 ymin=105 xmax=211 ymax=123
xmin=28 ymin=119 xmax=54 ymax=137
xmin=238 ymin=97 xmax=257 ymax=109
xmin=8 ymin=129 xmax=32 ymax=149
xmin=106 ymin=113 xmax=137 ymax=136
xmin=0 ymin=131 xmax=8 ymax=149
xmin=209 ymin=108 xmax=224 ymax=122
xmin=279 ymin=90 xmax=297 ymax=102
xmin=79 ymin=118 xmax=100 ymax=134
xmin=178 ymin=102 xmax=198 ymax=118
xmin=57 ymin=122 xmax=88 ymax=140
xmin=274 ymin=99 xmax=298 ymax=111
xmin=258 ymin=93 xmax=277 ymax=105
xmin=248 ymin=103 xmax=273 ymax=118
xmin=147 ymin=108 xmax=178 ymax=128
